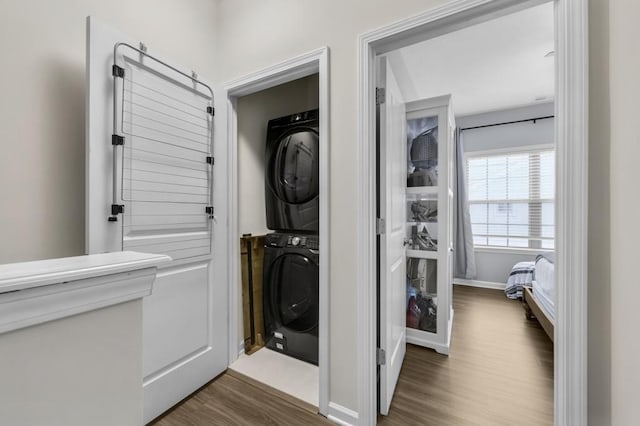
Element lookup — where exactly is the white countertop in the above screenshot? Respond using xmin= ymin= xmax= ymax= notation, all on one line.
xmin=0 ymin=251 xmax=171 ymax=294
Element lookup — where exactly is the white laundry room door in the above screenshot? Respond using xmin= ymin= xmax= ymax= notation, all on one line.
xmin=86 ymin=17 xmax=228 ymax=423
xmin=377 ymin=55 xmax=407 ymax=415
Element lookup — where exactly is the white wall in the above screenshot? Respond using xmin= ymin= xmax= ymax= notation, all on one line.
xmin=0 ymin=0 xmax=217 ymax=264
xmin=470 ymin=250 xmax=531 ymax=284
xmin=0 ymin=301 xmax=143 ymax=426
xmin=609 ymin=0 xmax=640 ymax=423
xmin=458 ymin=102 xmax=555 ymax=151
xmin=457 ymin=103 xmax=554 ymax=284
xmin=237 ymin=74 xmax=319 ymax=236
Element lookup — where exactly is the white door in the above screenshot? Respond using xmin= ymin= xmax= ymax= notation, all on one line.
xmin=86 ymin=17 xmax=227 ymax=423
xmin=377 ymin=55 xmax=407 ymax=415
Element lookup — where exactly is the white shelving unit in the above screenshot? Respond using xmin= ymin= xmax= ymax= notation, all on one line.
xmin=404 ymin=95 xmax=455 ymax=355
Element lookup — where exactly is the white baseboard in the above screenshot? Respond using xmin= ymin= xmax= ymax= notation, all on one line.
xmin=454 ymin=279 xmax=505 ymax=290
xmin=327 ymin=402 xmax=358 ymax=426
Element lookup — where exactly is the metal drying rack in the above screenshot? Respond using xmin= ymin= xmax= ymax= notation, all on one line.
xmin=109 ymin=42 xmax=215 ymax=222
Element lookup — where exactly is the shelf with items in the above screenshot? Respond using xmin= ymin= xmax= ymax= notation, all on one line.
xmin=406 ymin=196 xmax=437 ymax=221
xmin=406 ymin=193 xmax=439 ymax=253
xmin=406 ymin=112 xmax=439 ymax=189
xmin=405 ymin=223 xmax=438 ymax=253
xmin=406 ymin=256 xmax=438 ymax=334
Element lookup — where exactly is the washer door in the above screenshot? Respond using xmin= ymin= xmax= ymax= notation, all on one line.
xmin=268 ymin=253 xmax=319 ymax=332
xmin=267 ymin=128 xmax=319 ymax=205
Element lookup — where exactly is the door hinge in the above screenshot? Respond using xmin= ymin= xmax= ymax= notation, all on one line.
xmin=205 ymin=206 xmax=214 ymax=217
xmin=206 ymin=156 xmax=214 ymax=165
xmin=376 ymin=218 xmax=386 ymax=235
xmin=376 ymin=87 xmax=386 ymax=105
xmin=207 ymin=106 xmax=215 ymax=116
xmin=377 ymin=348 xmax=386 ymax=365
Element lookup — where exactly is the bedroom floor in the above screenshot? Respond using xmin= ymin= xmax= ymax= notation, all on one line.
xmin=152 ymin=285 xmax=553 ymax=425
xmin=378 ymin=285 xmax=554 ymax=425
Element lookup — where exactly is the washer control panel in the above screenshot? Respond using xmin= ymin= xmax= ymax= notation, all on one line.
xmin=265 ymin=233 xmax=318 ymax=249
xmin=288 ymin=235 xmax=304 ymax=247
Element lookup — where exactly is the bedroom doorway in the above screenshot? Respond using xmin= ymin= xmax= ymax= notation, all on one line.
xmin=358 ymin=0 xmax=588 ymax=424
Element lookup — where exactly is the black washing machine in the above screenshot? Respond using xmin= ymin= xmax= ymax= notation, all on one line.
xmin=263 ymin=232 xmax=319 ymax=365
xmin=265 ymin=109 xmax=319 ymax=233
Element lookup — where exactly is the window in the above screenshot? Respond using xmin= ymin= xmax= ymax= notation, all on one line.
xmin=466 ymin=148 xmax=555 ymax=250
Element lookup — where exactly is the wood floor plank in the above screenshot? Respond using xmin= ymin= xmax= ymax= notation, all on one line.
xmin=153 ymin=285 xmax=553 ymax=425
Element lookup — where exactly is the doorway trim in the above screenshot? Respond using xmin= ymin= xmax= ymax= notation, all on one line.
xmin=223 ymin=46 xmax=330 ymax=417
xmin=357 ymin=0 xmax=588 ymax=425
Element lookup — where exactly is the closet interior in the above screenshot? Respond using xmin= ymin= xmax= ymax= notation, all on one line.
xmin=229 ymin=74 xmax=322 ymax=408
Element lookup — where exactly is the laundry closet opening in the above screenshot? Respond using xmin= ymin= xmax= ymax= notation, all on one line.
xmin=229 ymin=73 xmax=322 ymax=409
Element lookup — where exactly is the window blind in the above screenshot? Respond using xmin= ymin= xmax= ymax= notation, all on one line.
xmin=466 ymin=149 xmax=555 ymax=249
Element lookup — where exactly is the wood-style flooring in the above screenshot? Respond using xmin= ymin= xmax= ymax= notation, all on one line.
xmin=151 ymin=371 xmax=332 ymax=426
xmin=378 ymin=285 xmax=554 ymax=425
xmin=153 ymin=285 xmax=553 ymax=425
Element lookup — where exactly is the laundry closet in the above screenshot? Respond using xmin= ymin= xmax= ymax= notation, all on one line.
xmin=229 ymin=74 xmax=321 ymax=408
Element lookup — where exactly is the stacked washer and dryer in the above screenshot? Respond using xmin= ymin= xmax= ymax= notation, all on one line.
xmin=262 ymin=109 xmax=320 ymax=365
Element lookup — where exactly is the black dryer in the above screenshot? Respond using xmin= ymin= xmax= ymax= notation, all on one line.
xmin=265 ymin=109 xmax=319 ymax=233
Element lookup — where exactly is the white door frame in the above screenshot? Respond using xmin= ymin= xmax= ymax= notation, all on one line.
xmin=356 ymin=1 xmax=588 ymax=425
xmin=223 ymin=47 xmax=330 ymax=416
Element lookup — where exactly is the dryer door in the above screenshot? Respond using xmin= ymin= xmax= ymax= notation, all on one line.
xmin=268 ymin=253 xmax=319 ymax=332
xmin=268 ymin=128 xmax=320 ymax=206
xmin=265 ymin=126 xmax=320 ymax=232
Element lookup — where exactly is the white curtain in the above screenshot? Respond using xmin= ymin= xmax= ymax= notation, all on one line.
xmin=454 ymin=129 xmax=477 ymax=279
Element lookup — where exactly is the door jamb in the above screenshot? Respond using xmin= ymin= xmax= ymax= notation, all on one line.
xmin=357 ymin=1 xmax=588 ymax=425
xmin=223 ymin=47 xmax=331 ymax=417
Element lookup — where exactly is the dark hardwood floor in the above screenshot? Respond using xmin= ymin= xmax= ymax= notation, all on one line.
xmin=154 ymin=285 xmax=553 ymax=425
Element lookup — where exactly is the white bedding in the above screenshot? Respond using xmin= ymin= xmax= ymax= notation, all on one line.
xmin=532 ymin=254 xmax=555 ymax=320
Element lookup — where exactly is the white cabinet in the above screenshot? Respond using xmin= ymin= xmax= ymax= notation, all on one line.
xmin=405 ymin=95 xmax=454 ymax=355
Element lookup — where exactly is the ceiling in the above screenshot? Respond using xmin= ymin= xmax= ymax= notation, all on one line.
xmin=387 ymin=2 xmax=555 ymax=116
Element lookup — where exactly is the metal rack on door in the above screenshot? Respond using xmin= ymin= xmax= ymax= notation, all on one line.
xmin=110 ymin=42 xmax=215 ymax=261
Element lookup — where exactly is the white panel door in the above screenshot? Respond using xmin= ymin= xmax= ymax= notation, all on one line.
xmin=86 ymin=17 xmax=227 ymax=423
xmin=377 ymin=55 xmax=407 ymax=416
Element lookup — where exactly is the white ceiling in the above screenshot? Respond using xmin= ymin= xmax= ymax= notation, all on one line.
xmin=387 ymin=2 xmax=555 ymax=116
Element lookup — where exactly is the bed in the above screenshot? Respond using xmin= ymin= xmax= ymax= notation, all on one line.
xmin=522 ymin=254 xmax=555 ymax=342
